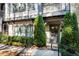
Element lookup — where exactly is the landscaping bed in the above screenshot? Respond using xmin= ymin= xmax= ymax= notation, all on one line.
xmin=0 ymin=35 xmax=33 ymax=47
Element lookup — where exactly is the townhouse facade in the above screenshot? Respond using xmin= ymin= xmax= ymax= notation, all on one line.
xmin=2 ymin=3 xmax=70 ymax=36
xmin=0 ymin=3 xmax=72 ymax=44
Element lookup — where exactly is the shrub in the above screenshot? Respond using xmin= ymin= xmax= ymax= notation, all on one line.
xmin=7 ymin=36 xmax=13 ymax=45
xmin=60 ymin=12 xmax=79 ymax=55
xmin=26 ymin=37 xmax=33 ymax=47
xmin=0 ymin=35 xmax=2 ymax=41
xmin=0 ymin=35 xmax=2 ymax=43
xmin=34 ymin=15 xmax=46 ymax=47
xmin=0 ymin=35 xmax=34 ymax=47
xmin=71 ymin=13 xmax=78 ymax=31
xmin=21 ymin=37 xmax=33 ymax=47
xmin=71 ymin=13 xmax=79 ymax=48
xmin=12 ymin=42 xmax=23 ymax=46
xmin=12 ymin=36 xmax=21 ymax=42
xmin=20 ymin=36 xmax=27 ymax=47
xmin=1 ymin=35 xmax=9 ymax=45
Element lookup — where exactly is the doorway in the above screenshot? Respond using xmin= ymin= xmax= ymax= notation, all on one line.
xmin=49 ymin=25 xmax=59 ymax=44
xmin=46 ymin=24 xmax=60 ymax=50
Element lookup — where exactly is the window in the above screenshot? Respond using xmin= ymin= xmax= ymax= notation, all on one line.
xmin=1 ymin=3 xmax=4 ymax=10
xmin=27 ymin=24 xmax=34 ymax=37
xmin=28 ymin=3 xmax=35 ymax=10
xmin=13 ymin=3 xmax=26 ymax=12
xmin=8 ymin=3 xmax=11 ymax=13
xmin=43 ymin=3 xmax=62 ymax=12
xmin=13 ymin=24 xmax=34 ymax=37
xmin=8 ymin=3 xmax=36 ymax=13
xmin=20 ymin=25 xmax=26 ymax=36
xmin=3 ymin=24 xmax=8 ymax=33
xmin=8 ymin=3 xmax=26 ymax=13
xmin=13 ymin=25 xmax=19 ymax=36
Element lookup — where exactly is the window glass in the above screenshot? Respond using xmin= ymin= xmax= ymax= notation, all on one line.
xmin=8 ymin=3 xmax=11 ymax=13
xmin=14 ymin=26 xmax=19 ymax=36
xmin=13 ymin=24 xmax=34 ymax=37
xmin=8 ymin=3 xmax=35 ymax=13
xmin=43 ymin=3 xmax=62 ymax=12
xmin=8 ymin=3 xmax=26 ymax=13
xmin=28 ymin=3 xmax=35 ymax=10
xmin=20 ymin=25 xmax=26 ymax=36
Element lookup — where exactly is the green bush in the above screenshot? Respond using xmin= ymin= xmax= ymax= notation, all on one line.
xmin=63 ymin=26 xmax=73 ymax=44
xmin=21 ymin=37 xmax=33 ymax=47
xmin=0 ymin=35 xmax=2 ymax=41
xmin=12 ymin=42 xmax=23 ymax=46
xmin=1 ymin=35 xmax=9 ymax=45
xmin=20 ymin=36 xmax=27 ymax=46
xmin=11 ymin=36 xmax=33 ymax=47
xmin=34 ymin=15 xmax=46 ymax=47
xmin=27 ymin=37 xmax=33 ymax=47
xmin=71 ymin=13 xmax=79 ymax=48
xmin=71 ymin=13 xmax=78 ymax=31
xmin=60 ymin=12 xmax=79 ymax=55
xmin=0 ymin=35 xmax=33 ymax=47
xmin=12 ymin=36 xmax=21 ymax=42
xmin=7 ymin=36 xmax=13 ymax=45
xmin=0 ymin=35 xmax=2 ymax=43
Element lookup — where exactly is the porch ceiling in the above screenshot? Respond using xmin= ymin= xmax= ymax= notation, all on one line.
xmin=46 ymin=20 xmax=61 ymax=25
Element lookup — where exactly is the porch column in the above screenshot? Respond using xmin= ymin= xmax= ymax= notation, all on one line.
xmin=8 ymin=25 xmax=13 ymax=36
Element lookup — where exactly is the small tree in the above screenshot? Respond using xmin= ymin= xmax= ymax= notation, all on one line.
xmin=64 ymin=12 xmax=72 ymax=27
xmin=61 ymin=13 xmax=72 ymax=45
xmin=34 ymin=15 xmax=46 ymax=47
xmin=61 ymin=12 xmax=79 ymax=55
xmin=71 ymin=13 xmax=78 ymax=31
xmin=71 ymin=13 xmax=79 ymax=48
xmin=61 ymin=12 xmax=74 ymax=55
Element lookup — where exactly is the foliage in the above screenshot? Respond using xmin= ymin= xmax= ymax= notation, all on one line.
xmin=71 ymin=13 xmax=78 ymax=31
xmin=0 ymin=35 xmax=33 ymax=47
xmin=60 ymin=12 xmax=79 ymax=55
xmin=34 ymin=15 xmax=46 ymax=47
xmin=0 ymin=35 xmax=9 ymax=45
xmin=12 ymin=42 xmax=23 ymax=46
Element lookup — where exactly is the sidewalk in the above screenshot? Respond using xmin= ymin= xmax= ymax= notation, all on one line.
xmin=32 ymin=49 xmax=58 ymax=56
xmin=0 ymin=44 xmax=60 ymax=56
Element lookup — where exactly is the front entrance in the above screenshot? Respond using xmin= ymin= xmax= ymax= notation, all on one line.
xmin=45 ymin=20 xmax=61 ymax=50
xmin=49 ymin=25 xmax=59 ymax=44
xmin=46 ymin=25 xmax=59 ymax=44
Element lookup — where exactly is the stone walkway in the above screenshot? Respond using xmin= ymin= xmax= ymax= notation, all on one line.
xmin=32 ymin=49 xmax=58 ymax=56
xmin=19 ymin=44 xmax=59 ymax=56
xmin=0 ymin=44 xmax=60 ymax=56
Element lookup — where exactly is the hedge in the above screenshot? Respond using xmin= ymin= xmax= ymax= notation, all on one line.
xmin=0 ymin=35 xmax=33 ymax=47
